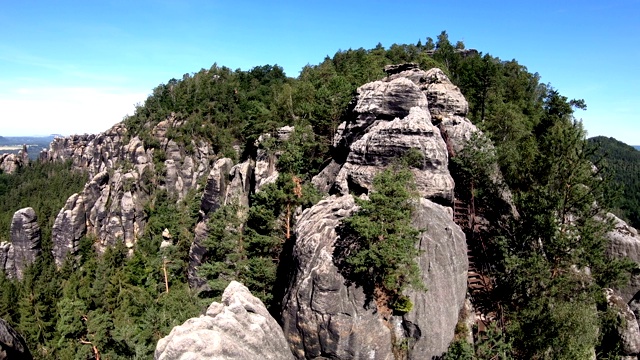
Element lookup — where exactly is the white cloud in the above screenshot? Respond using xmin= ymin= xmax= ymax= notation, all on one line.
xmin=0 ymin=87 xmax=148 ymax=136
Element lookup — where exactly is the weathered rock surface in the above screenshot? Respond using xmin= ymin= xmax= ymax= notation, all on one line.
xmin=606 ymin=214 xmax=640 ymax=303
xmin=254 ymin=125 xmax=295 ymax=191
xmin=2 ymin=208 xmax=42 ymax=280
xmin=155 ymin=281 xmax=294 ymax=360
xmin=0 ymin=243 xmax=13 ymax=280
xmin=187 ymin=126 xmax=296 ymax=291
xmin=282 ymin=195 xmax=467 ymax=359
xmin=0 ymin=148 xmax=28 ymax=175
xmin=333 ymin=77 xmax=429 ymax=156
xmin=51 ymin=168 xmax=149 ymax=265
xmin=385 ymin=64 xmax=473 ymax=154
xmin=0 ymin=318 xmax=32 ymax=360
xmin=45 ymin=114 xmax=217 ymax=265
xmin=606 ymin=288 xmax=640 ymax=357
xmin=334 ymin=107 xmax=454 ymax=202
xmin=187 ymin=158 xmax=236 ymax=291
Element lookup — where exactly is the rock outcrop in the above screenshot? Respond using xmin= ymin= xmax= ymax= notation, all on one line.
xmin=47 ymin=116 xmax=215 ymax=266
xmin=606 ymin=213 xmax=640 ymax=303
xmin=606 ymin=289 xmax=640 ymax=358
xmin=155 ymin=281 xmax=294 ymax=360
xmin=9 ymin=208 xmax=41 ymax=280
xmin=333 ymin=106 xmax=453 ymax=202
xmin=254 ymin=125 xmax=294 ymax=190
xmin=0 ymin=208 xmax=41 ymax=280
xmin=51 ymin=168 xmax=148 ymax=265
xmin=282 ymin=195 xmax=467 ymax=359
xmin=284 ymin=65 xmax=471 ymax=359
xmin=187 ymin=126 xmax=294 ymax=291
xmin=0 ymin=318 xmax=32 ymax=360
xmin=317 ymin=64 xmax=485 ymax=204
xmin=0 ymin=146 xmax=28 ymax=175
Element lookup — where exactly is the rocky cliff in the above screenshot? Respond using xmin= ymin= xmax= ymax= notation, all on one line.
xmin=0 ymin=208 xmax=41 ymax=280
xmin=0 ymin=146 xmax=28 ymax=175
xmin=45 ymin=115 xmax=214 ymax=265
xmin=155 ymin=281 xmax=294 ymax=360
xmin=187 ymin=127 xmax=291 ymax=291
xmin=0 ymin=318 xmax=32 ymax=360
xmin=279 ymin=64 xmax=473 ymax=359
xmin=281 ymin=195 xmax=467 ymax=359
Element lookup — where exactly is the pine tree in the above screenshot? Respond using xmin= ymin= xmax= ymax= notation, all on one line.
xmin=338 ymin=167 xmax=424 ymax=311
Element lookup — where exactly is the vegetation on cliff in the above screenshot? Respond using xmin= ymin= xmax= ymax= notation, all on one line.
xmin=0 ymin=31 xmax=635 ymax=359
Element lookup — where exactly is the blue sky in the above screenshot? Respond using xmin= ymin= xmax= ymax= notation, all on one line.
xmin=1 ymin=0 xmax=639 ymax=145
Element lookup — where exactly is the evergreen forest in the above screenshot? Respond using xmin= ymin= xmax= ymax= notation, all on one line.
xmin=0 ymin=31 xmax=638 ymax=359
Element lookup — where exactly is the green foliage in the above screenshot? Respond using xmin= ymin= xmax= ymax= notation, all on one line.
xmin=587 ymin=136 xmax=640 ymax=229
xmin=339 ymin=167 xmax=424 ymax=309
xmin=0 ymin=160 xmax=87 ymax=243
xmin=442 ymin=340 xmax=475 ymax=360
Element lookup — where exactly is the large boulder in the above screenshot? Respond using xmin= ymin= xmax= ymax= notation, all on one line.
xmin=282 ymin=195 xmax=467 ymax=359
xmin=6 ymin=208 xmax=41 ymax=280
xmin=0 ymin=318 xmax=32 ymax=360
xmin=155 ymin=281 xmax=294 ymax=360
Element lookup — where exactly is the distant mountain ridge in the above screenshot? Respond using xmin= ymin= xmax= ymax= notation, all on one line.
xmin=634 ymin=145 xmax=640 ymax=151
xmin=0 ymin=135 xmax=56 ymax=160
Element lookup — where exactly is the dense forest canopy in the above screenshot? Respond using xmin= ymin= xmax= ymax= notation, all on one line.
xmin=0 ymin=31 xmax=636 ymax=359
xmin=588 ymin=136 xmax=640 ymax=229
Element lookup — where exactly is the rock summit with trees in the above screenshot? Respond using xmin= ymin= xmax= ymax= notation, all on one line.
xmin=0 ymin=31 xmax=639 ymax=359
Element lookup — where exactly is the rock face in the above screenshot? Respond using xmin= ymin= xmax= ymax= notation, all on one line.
xmin=0 ymin=318 xmax=32 ymax=360
xmin=318 ymin=64 xmax=483 ymax=203
xmin=46 ymin=116 xmax=215 ymax=266
xmin=0 ymin=146 xmax=28 ymax=175
xmin=606 ymin=289 xmax=640 ymax=357
xmin=606 ymin=214 xmax=640 ymax=303
xmin=1 ymin=208 xmax=42 ymax=280
xmin=187 ymin=158 xmax=237 ymax=291
xmin=155 ymin=281 xmax=294 ymax=360
xmin=282 ymin=195 xmax=467 ymax=359
xmin=187 ymin=127 xmax=294 ymax=291
xmin=51 ymin=169 xmax=148 ymax=265
xmin=334 ymin=107 xmax=453 ymax=202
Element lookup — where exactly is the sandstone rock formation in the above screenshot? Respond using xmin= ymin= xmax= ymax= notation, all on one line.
xmin=187 ymin=126 xmax=295 ymax=291
xmin=283 ymin=65 xmax=472 ymax=359
xmin=333 ymin=107 xmax=453 ymax=202
xmin=47 ymin=115 xmax=215 ymax=266
xmin=282 ymin=195 xmax=467 ymax=359
xmin=0 ymin=208 xmax=42 ymax=280
xmin=254 ymin=125 xmax=294 ymax=190
xmin=0 ymin=146 xmax=28 ymax=175
xmin=316 ymin=63 xmax=485 ymax=205
xmin=51 ymin=169 xmax=148 ymax=266
xmin=155 ymin=281 xmax=294 ymax=360
xmin=9 ymin=208 xmax=41 ymax=280
xmin=606 ymin=288 xmax=640 ymax=358
xmin=606 ymin=213 xmax=640 ymax=303
xmin=0 ymin=318 xmax=32 ymax=360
